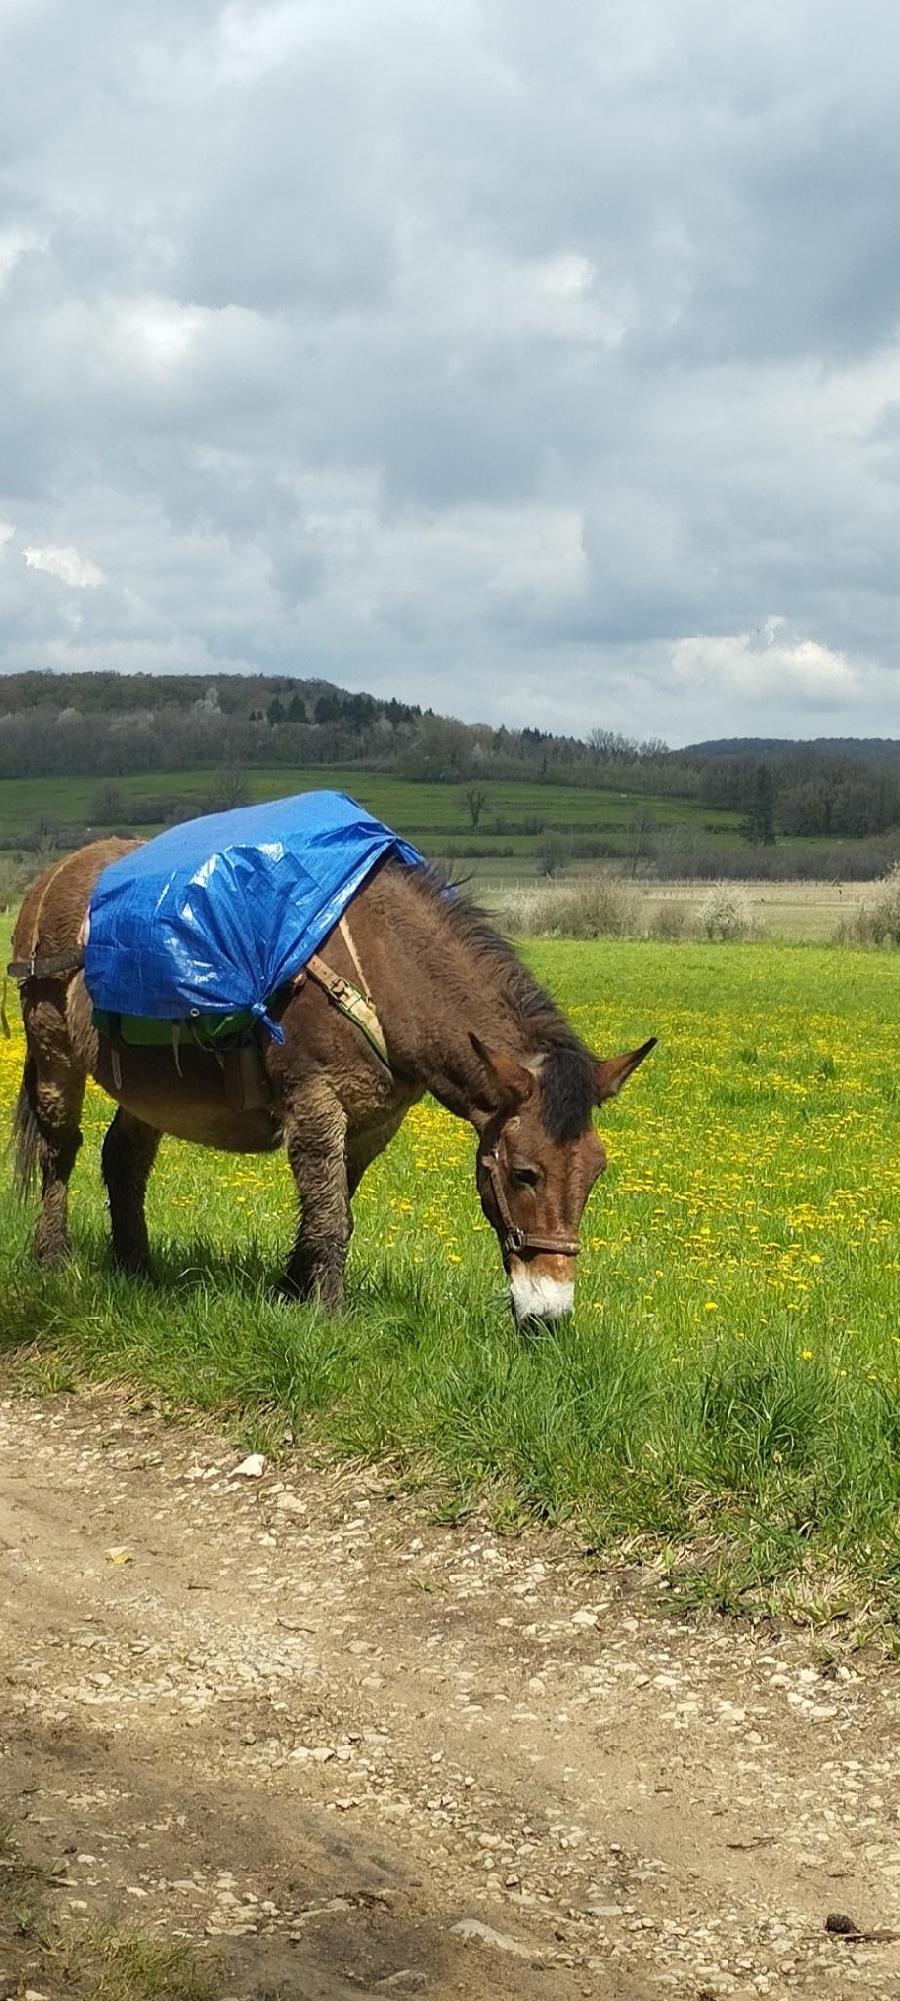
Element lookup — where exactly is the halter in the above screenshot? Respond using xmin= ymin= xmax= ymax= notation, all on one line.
xmin=482 ymin=1148 xmax=581 ymax=1266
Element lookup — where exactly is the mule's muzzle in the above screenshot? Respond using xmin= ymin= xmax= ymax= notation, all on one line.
xmin=508 ymin=1253 xmax=576 ymax=1327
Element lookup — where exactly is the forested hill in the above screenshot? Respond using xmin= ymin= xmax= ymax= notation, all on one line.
xmin=687 ymin=737 xmax=900 ymax=763
xmin=1 ymin=669 xmax=899 ymax=843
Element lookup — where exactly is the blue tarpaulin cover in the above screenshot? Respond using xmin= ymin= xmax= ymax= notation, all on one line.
xmin=84 ymin=790 xmax=425 ymax=1041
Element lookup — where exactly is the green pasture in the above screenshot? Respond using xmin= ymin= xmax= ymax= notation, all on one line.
xmin=0 ymin=765 xmax=741 ymax=857
xmin=2 ymin=931 xmax=899 ymax=1633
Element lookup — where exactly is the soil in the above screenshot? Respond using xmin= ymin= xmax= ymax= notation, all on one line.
xmin=2 ymin=1386 xmax=899 ymax=2000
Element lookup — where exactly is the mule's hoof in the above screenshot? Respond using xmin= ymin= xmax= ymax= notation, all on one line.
xmin=273 ymin=1270 xmax=344 ymax=1313
xmin=33 ymin=1239 xmax=71 ymax=1268
xmin=113 ymin=1250 xmax=154 ymax=1281
xmin=273 ymin=1271 xmax=306 ymax=1303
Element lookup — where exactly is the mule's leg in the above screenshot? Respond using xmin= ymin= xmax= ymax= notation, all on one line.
xmin=101 ymin=1108 xmax=161 ymax=1276
xmin=345 ymin=1105 xmax=409 ymax=1197
xmin=281 ymin=1086 xmax=349 ymax=1311
xmin=16 ymin=1016 xmax=86 ymax=1266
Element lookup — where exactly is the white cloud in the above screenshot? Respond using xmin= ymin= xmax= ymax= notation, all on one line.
xmin=671 ymin=619 xmax=861 ymax=707
xmin=23 ymin=543 xmax=104 ymax=588
xmin=119 ymin=300 xmax=204 ymax=371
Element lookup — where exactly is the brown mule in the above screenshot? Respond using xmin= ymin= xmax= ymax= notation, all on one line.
xmin=11 ymin=838 xmax=654 ymax=1324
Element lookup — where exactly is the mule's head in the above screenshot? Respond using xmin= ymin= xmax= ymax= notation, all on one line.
xmin=471 ymin=1033 xmax=656 ymax=1326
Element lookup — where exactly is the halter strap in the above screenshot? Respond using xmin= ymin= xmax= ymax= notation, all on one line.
xmin=483 ymin=1150 xmax=580 ymax=1265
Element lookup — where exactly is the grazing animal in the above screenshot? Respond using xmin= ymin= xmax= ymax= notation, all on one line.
xmin=10 ymin=837 xmax=654 ymax=1324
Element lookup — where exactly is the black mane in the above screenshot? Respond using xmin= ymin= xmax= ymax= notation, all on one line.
xmin=409 ymin=866 xmax=597 ymax=1142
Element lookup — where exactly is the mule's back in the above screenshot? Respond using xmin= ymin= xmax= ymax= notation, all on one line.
xmin=13 ymin=839 xmax=139 ymax=966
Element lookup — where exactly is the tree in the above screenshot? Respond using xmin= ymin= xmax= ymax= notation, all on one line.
xmin=205 ymin=768 xmax=250 ymax=813
xmin=91 ymin=781 xmax=126 ymax=823
xmin=741 ymin=765 xmax=776 ymax=846
xmin=462 ymin=785 xmax=489 ymax=829
xmin=537 ymin=834 xmax=571 ymax=878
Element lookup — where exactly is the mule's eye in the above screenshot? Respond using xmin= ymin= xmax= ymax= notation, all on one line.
xmin=510 ymin=1164 xmax=539 ymax=1189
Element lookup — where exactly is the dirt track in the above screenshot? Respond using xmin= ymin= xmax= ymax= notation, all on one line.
xmin=2 ymin=1388 xmax=899 ymax=2000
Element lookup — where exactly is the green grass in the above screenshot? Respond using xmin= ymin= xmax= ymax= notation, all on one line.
xmin=0 ymin=763 xmax=742 ymax=854
xmin=2 ymin=936 xmax=899 ymax=1633
xmin=0 ymin=1821 xmax=217 ymax=2000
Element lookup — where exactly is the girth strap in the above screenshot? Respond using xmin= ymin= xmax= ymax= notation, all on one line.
xmin=7 ymin=947 xmax=85 ymax=982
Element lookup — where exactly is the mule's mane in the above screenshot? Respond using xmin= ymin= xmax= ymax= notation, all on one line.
xmin=405 ymin=865 xmax=597 ymax=1142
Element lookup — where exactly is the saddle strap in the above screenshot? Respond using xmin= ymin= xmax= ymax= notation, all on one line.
xmin=6 ymin=947 xmax=85 ymax=981
xmin=303 ymin=953 xmax=390 ymax=1070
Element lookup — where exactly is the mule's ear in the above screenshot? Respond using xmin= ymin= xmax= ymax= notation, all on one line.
xmin=593 ymin=1036 xmax=657 ymax=1104
xmin=470 ymin=1034 xmax=535 ymax=1111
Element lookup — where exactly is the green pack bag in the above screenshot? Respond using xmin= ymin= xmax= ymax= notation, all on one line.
xmin=92 ymin=1007 xmax=257 ymax=1051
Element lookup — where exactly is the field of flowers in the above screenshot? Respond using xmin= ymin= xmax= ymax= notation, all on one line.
xmin=2 ymin=934 xmax=899 ymax=1629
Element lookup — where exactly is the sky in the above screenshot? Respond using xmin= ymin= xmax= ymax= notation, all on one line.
xmin=0 ymin=0 xmax=899 ymax=746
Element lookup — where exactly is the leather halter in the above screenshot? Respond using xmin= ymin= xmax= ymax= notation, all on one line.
xmin=482 ymin=1149 xmax=580 ymax=1266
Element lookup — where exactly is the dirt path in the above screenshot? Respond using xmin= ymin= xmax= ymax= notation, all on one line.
xmin=2 ymin=1388 xmax=899 ymax=2001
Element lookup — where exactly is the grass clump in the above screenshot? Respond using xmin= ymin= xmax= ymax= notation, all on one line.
xmin=0 ymin=1819 xmax=217 ymax=2001
xmin=841 ymin=859 xmax=900 ymax=947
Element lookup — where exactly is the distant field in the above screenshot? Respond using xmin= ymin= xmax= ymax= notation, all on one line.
xmin=633 ymin=878 xmax=865 ymax=943
xmin=0 ymin=764 xmax=742 ymax=859
xmin=3 ymin=931 xmax=899 ymax=1629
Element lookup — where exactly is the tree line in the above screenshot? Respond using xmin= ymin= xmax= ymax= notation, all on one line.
xmin=1 ymin=670 xmax=898 ymax=843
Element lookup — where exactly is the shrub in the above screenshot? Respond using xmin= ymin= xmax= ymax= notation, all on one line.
xmin=697 ymin=882 xmax=755 ymax=942
xmin=647 ymin=899 xmax=689 ymax=940
xmin=497 ymin=875 xmax=639 ymax=939
xmin=842 ymin=861 xmax=900 ymax=946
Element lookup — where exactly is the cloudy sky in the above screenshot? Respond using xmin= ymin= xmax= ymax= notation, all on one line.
xmin=1 ymin=0 xmax=899 ymax=744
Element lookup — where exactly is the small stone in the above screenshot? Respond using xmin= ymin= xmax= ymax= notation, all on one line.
xmin=451 ymin=1918 xmax=540 ymax=1959
xmin=233 ymin=1453 xmax=266 ymax=1478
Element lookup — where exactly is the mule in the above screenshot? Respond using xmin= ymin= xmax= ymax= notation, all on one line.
xmin=10 ymin=837 xmax=654 ymax=1324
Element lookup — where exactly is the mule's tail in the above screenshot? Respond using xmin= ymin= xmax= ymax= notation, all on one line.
xmin=12 ymin=1055 xmax=41 ymax=1199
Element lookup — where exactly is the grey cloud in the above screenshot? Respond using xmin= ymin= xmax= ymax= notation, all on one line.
xmin=0 ymin=0 xmax=898 ymax=741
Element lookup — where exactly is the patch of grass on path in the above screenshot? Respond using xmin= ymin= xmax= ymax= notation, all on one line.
xmin=0 ymin=1822 xmax=217 ymax=2000
xmin=2 ymin=939 xmax=899 ymax=1633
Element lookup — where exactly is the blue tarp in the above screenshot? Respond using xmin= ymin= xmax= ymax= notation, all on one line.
xmin=84 ymin=790 xmax=425 ymax=1041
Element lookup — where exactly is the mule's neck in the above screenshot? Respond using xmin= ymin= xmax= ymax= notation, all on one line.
xmin=371 ymin=874 xmax=538 ymax=1122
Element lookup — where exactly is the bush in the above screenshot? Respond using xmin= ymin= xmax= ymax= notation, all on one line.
xmin=842 ymin=861 xmax=900 ymax=946
xmin=647 ymin=899 xmax=689 ymax=940
xmin=497 ymin=876 xmax=639 ymax=939
xmin=697 ymin=882 xmax=755 ymax=941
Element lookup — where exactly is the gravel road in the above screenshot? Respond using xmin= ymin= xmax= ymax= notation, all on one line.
xmin=2 ymin=1388 xmax=899 ymax=1999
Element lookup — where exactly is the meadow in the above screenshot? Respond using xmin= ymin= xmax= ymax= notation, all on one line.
xmin=2 ymin=931 xmax=899 ymax=1636
xmin=0 ymin=763 xmax=740 ymax=858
